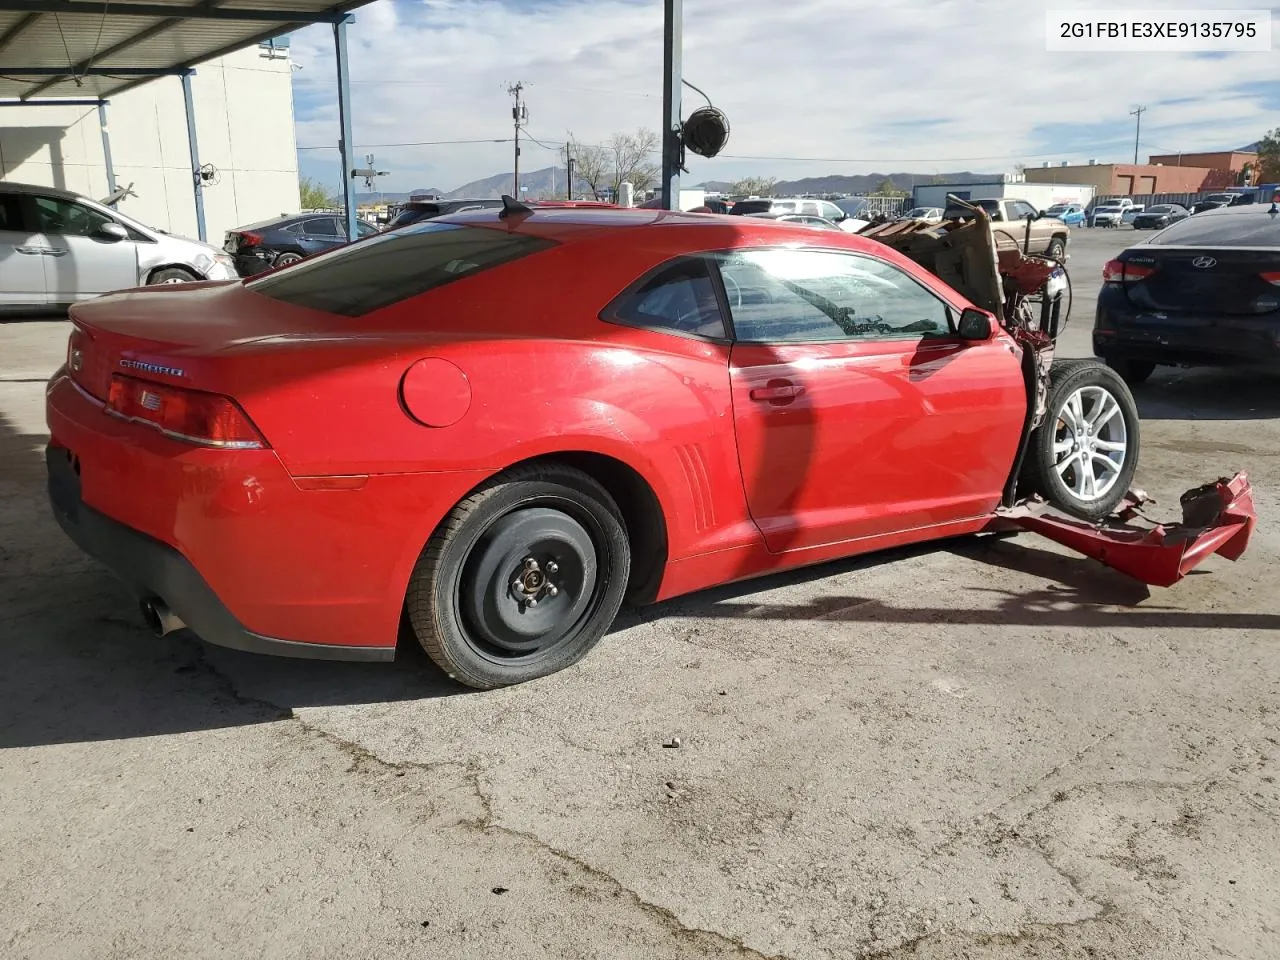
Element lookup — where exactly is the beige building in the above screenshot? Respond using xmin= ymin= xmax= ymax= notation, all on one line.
xmin=0 ymin=42 xmax=300 ymax=242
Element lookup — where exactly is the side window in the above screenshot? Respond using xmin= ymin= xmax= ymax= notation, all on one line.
xmin=356 ymin=221 xmax=378 ymax=237
xmin=605 ymin=257 xmax=728 ymax=339
xmin=819 ymin=201 xmax=845 ymax=221
xmin=304 ymin=217 xmax=340 ymax=238
xmin=0 ymin=193 xmax=30 ymax=232
xmin=33 ymin=196 xmax=112 ymax=237
xmin=716 ymin=248 xmax=952 ymax=344
xmin=800 ymin=201 xmax=821 ymax=216
xmin=283 ymin=221 xmax=306 ymax=236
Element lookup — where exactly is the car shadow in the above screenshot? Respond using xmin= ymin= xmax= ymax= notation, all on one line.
xmin=1136 ymin=366 xmax=1280 ymax=422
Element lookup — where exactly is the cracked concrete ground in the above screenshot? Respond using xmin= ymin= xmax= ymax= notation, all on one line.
xmin=2 ymin=231 xmax=1279 ymax=958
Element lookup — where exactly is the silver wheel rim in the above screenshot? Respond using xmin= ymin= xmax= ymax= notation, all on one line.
xmin=1052 ymin=385 xmax=1128 ymax=503
xmin=160 ymin=276 xmax=188 ymax=284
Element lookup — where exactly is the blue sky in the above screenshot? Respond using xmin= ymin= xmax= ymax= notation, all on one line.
xmin=286 ymin=0 xmax=1280 ymax=193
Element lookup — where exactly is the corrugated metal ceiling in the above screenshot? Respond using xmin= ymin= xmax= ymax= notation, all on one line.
xmin=0 ymin=0 xmax=373 ymax=100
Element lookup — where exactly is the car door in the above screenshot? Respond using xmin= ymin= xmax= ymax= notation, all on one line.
xmin=32 ymin=193 xmax=139 ymax=302
xmin=0 ymin=191 xmax=51 ymax=308
xmin=296 ymin=216 xmax=346 ymax=253
xmin=720 ymin=246 xmax=1026 ymax=553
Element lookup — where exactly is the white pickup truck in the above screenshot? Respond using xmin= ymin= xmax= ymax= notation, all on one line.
xmin=1089 ymin=198 xmax=1144 ymax=228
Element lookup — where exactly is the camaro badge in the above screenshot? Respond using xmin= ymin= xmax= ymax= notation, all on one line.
xmin=119 ymin=359 xmax=186 ymax=377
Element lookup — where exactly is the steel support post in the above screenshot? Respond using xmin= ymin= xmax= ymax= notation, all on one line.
xmin=97 ymin=99 xmax=117 ymax=195
xmin=334 ymin=14 xmax=358 ymax=239
xmin=179 ymin=71 xmax=206 ymax=242
xmin=660 ymin=0 xmax=682 ymax=211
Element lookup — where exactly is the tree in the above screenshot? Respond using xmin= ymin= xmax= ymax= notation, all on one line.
xmin=607 ymin=128 xmax=660 ymax=198
xmin=562 ymin=128 xmax=660 ymax=201
xmin=1257 ymin=128 xmax=1280 ymax=184
xmin=730 ymin=176 xmax=778 ymax=197
xmin=562 ymin=133 xmax=610 ymax=200
xmin=299 ymin=176 xmax=334 ymax=210
xmin=875 ymin=178 xmax=908 ymax=197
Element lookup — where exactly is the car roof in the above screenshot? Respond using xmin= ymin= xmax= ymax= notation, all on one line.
xmin=434 ymin=206 xmax=887 ymax=249
xmin=0 ymin=180 xmax=87 ymax=201
xmin=1192 ymin=202 xmax=1277 ymax=219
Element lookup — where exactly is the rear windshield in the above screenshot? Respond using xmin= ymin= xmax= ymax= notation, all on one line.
xmin=1144 ymin=209 xmax=1280 ymax=248
xmin=246 ymin=222 xmax=556 ymax=316
xmin=387 ymin=204 xmax=440 ymax=229
xmin=944 ymin=199 xmax=999 ymax=219
xmin=731 ymin=199 xmax=774 ymax=215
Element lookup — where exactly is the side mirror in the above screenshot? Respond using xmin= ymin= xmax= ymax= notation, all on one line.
xmin=95 ymin=222 xmax=128 ymax=242
xmin=958 ymin=307 xmax=994 ymax=341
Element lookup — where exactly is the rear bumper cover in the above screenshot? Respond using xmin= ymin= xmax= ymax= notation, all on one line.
xmin=1094 ymin=297 xmax=1280 ymax=366
xmin=47 ymin=443 xmax=394 ymax=662
xmin=1000 ymin=473 xmax=1255 ymax=587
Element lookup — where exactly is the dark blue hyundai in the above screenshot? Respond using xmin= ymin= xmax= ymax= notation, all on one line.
xmin=1093 ymin=203 xmax=1280 ymax=385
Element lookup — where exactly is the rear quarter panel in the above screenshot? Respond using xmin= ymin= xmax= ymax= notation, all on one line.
xmin=233 ymin=237 xmax=755 ymax=564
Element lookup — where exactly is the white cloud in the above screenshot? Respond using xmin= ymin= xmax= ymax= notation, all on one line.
xmin=288 ymin=0 xmax=1280 ymax=191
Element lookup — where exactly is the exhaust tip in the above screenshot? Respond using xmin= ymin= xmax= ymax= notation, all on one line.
xmin=140 ymin=598 xmax=186 ymax=637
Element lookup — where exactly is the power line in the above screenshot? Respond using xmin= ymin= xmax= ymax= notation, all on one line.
xmin=296 ymin=137 xmax=512 ymax=150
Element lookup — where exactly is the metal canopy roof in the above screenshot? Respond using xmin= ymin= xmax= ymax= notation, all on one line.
xmin=0 ymin=0 xmax=374 ymax=101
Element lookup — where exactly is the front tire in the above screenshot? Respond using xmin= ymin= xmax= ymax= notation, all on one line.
xmin=148 ymin=267 xmax=197 ymax=285
xmin=1045 ymin=237 xmax=1067 ymax=259
xmin=406 ymin=463 xmax=631 ymax=689
xmin=1025 ymin=360 xmax=1140 ymax=521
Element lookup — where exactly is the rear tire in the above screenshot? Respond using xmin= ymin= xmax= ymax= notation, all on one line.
xmin=1025 ymin=359 xmax=1141 ymax=521
xmin=1104 ymin=356 xmax=1156 ymax=386
xmin=406 ymin=463 xmax=631 ymax=690
xmin=273 ymin=252 xmax=303 ymax=268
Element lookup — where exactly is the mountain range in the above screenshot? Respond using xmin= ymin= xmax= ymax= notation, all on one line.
xmin=355 ymin=167 xmax=1003 ymax=204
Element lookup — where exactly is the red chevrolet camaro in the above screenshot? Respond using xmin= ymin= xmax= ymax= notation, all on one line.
xmin=45 ymin=203 xmax=1254 ymax=688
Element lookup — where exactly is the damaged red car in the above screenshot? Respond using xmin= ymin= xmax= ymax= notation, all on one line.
xmin=45 ymin=198 xmax=1255 ymax=689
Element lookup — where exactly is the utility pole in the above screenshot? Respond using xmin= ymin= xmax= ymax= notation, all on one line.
xmin=508 ymin=82 xmax=527 ymax=197
xmin=1130 ymin=106 xmax=1146 ymax=165
xmin=567 ymin=155 xmax=576 ymax=201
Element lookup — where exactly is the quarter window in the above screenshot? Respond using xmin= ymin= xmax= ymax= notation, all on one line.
xmin=606 ymin=257 xmax=728 ymax=339
xmin=716 ymin=248 xmax=952 ymax=343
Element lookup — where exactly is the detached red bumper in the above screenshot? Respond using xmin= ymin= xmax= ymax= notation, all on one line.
xmin=1002 ymin=473 xmax=1255 ymax=588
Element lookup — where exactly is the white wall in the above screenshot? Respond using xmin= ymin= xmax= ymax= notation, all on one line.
xmin=0 ymin=44 xmax=300 ymax=243
xmin=912 ymin=181 xmax=1096 ymax=212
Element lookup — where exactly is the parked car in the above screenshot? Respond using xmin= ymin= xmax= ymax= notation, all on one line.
xmin=45 ymin=203 xmax=1254 ymax=688
xmin=942 ymin=198 xmax=1070 ymax=258
xmin=1093 ymin=203 xmax=1280 ymax=385
xmin=746 ymin=212 xmax=844 ymax=230
xmin=1131 ymin=203 xmax=1190 ymax=230
xmin=1089 ymin=199 xmax=1143 ymax=228
xmin=1191 ymin=192 xmax=1254 ymax=215
xmin=224 ymin=213 xmax=379 ymax=277
xmin=0 ymin=181 xmax=237 ymax=313
xmin=1043 ymin=203 xmax=1086 ymax=226
xmin=897 ymin=207 xmax=944 ymax=224
xmin=732 ymin=197 xmax=867 ymax=233
xmin=384 ymin=198 xmax=506 ymax=230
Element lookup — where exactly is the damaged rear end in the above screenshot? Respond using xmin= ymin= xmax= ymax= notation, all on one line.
xmin=861 ymin=198 xmax=1256 ymax=587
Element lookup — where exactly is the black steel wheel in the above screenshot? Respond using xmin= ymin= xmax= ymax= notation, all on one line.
xmin=407 ymin=463 xmax=630 ymax=689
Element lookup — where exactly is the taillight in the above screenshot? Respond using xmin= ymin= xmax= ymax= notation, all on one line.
xmin=66 ymin=326 xmax=87 ymax=376
xmin=1103 ymin=259 xmax=1156 ymax=284
xmin=106 ymin=374 xmax=267 ymax=449
xmin=238 ymin=231 xmax=263 ymax=248
xmin=1260 ymin=271 xmax=1280 ymax=286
